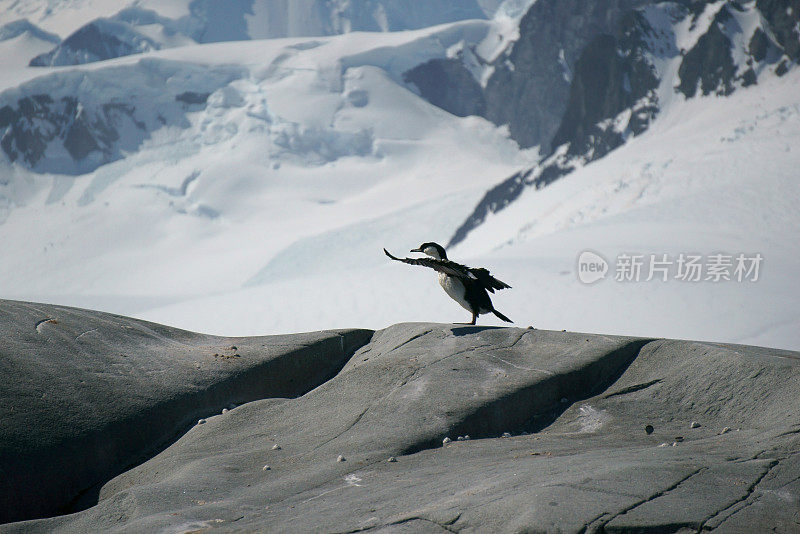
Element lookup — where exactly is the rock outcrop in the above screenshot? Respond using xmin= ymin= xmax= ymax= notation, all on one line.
xmin=1 ymin=300 xmax=799 ymax=532
xmin=0 ymin=300 xmax=370 ymax=525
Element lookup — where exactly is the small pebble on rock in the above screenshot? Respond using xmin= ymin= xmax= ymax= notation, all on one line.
xmin=387 ymin=457 xmax=397 ymax=463
xmin=457 ymin=436 xmax=465 ymax=441
xmin=658 ymin=442 xmax=669 ymax=447
xmin=645 ymin=424 xmax=654 ymax=434
xmin=502 ymin=432 xmax=512 ymax=438
xmin=672 ymin=442 xmax=678 ymax=447
xmin=443 ymin=437 xmax=451 ymax=444
xmin=262 ymin=465 xmax=270 ymax=471
xmin=690 ymin=421 xmax=701 ymax=429
xmin=272 ymin=444 xmax=281 ymax=450
xmin=463 ymin=435 xmax=471 ymax=440
xmin=337 ymin=455 xmax=346 ymax=462
xmin=222 ymin=408 xmax=229 ymax=414
xmin=197 ymin=418 xmax=206 ymax=425
xmin=720 ymin=426 xmax=732 ymax=435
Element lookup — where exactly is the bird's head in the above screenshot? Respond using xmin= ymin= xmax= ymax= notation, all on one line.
xmin=411 ymin=242 xmax=447 ymax=260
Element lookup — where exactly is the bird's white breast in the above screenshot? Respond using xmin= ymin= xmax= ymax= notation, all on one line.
xmin=439 ymin=273 xmax=472 ymax=312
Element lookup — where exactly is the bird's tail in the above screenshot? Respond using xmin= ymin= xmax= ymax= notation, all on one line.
xmin=492 ymin=309 xmax=513 ymax=323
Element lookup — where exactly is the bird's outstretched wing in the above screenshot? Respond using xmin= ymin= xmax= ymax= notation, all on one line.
xmin=468 ymin=267 xmax=512 ymax=293
xmin=384 ymin=248 xmax=473 ymax=279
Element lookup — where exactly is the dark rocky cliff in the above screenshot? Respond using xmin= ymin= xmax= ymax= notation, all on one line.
xmin=403 ymin=58 xmax=486 ymax=118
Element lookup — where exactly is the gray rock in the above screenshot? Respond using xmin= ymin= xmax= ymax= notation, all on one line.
xmin=0 ymin=299 xmax=371 ymax=524
xmin=2 ymin=302 xmax=799 ymax=533
xmin=757 ymin=0 xmax=800 ymax=62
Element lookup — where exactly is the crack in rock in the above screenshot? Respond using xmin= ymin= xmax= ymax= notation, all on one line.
xmin=603 ymin=378 xmax=662 ymax=398
xmin=598 ymin=467 xmax=707 ymax=531
xmin=699 ymin=458 xmax=781 ymax=531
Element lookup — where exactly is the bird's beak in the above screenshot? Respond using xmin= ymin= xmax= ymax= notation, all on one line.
xmin=410 ymin=248 xmax=422 ymax=253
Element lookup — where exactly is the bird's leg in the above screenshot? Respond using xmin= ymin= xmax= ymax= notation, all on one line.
xmin=470 ymin=312 xmax=477 ymax=325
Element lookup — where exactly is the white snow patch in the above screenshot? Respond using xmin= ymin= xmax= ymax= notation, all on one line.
xmin=575 ymin=405 xmax=608 ymax=433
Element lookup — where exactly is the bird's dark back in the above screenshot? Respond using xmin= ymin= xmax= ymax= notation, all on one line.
xmin=462 ymin=277 xmax=494 ymax=312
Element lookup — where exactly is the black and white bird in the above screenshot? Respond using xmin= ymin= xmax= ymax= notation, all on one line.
xmin=384 ymin=242 xmax=512 ymax=325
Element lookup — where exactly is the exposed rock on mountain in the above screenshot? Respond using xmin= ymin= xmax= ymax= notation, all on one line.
xmin=0 ymin=60 xmax=243 ymax=174
xmin=678 ymin=5 xmax=740 ymax=97
xmin=29 ymin=19 xmax=159 ymax=66
xmin=403 ymin=58 xmax=486 ymax=117
xmin=757 ymin=0 xmax=800 ymax=61
xmin=483 ymin=0 xmax=649 ymax=151
xmin=1 ymin=300 xmax=798 ymax=531
xmin=446 ymin=0 xmax=796 ymax=247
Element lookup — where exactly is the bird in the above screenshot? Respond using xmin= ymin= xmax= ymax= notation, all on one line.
xmin=384 ymin=242 xmax=512 ymax=325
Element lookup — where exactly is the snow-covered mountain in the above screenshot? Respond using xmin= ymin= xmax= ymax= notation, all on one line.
xmin=0 ymin=18 xmax=60 ymax=70
xmin=445 ymin=0 xmax=799 ymax=246
xmin=17 ymin=0 xmax=495 ymax=66
xmin=0 ymin=0 xmax=798 ymax=351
